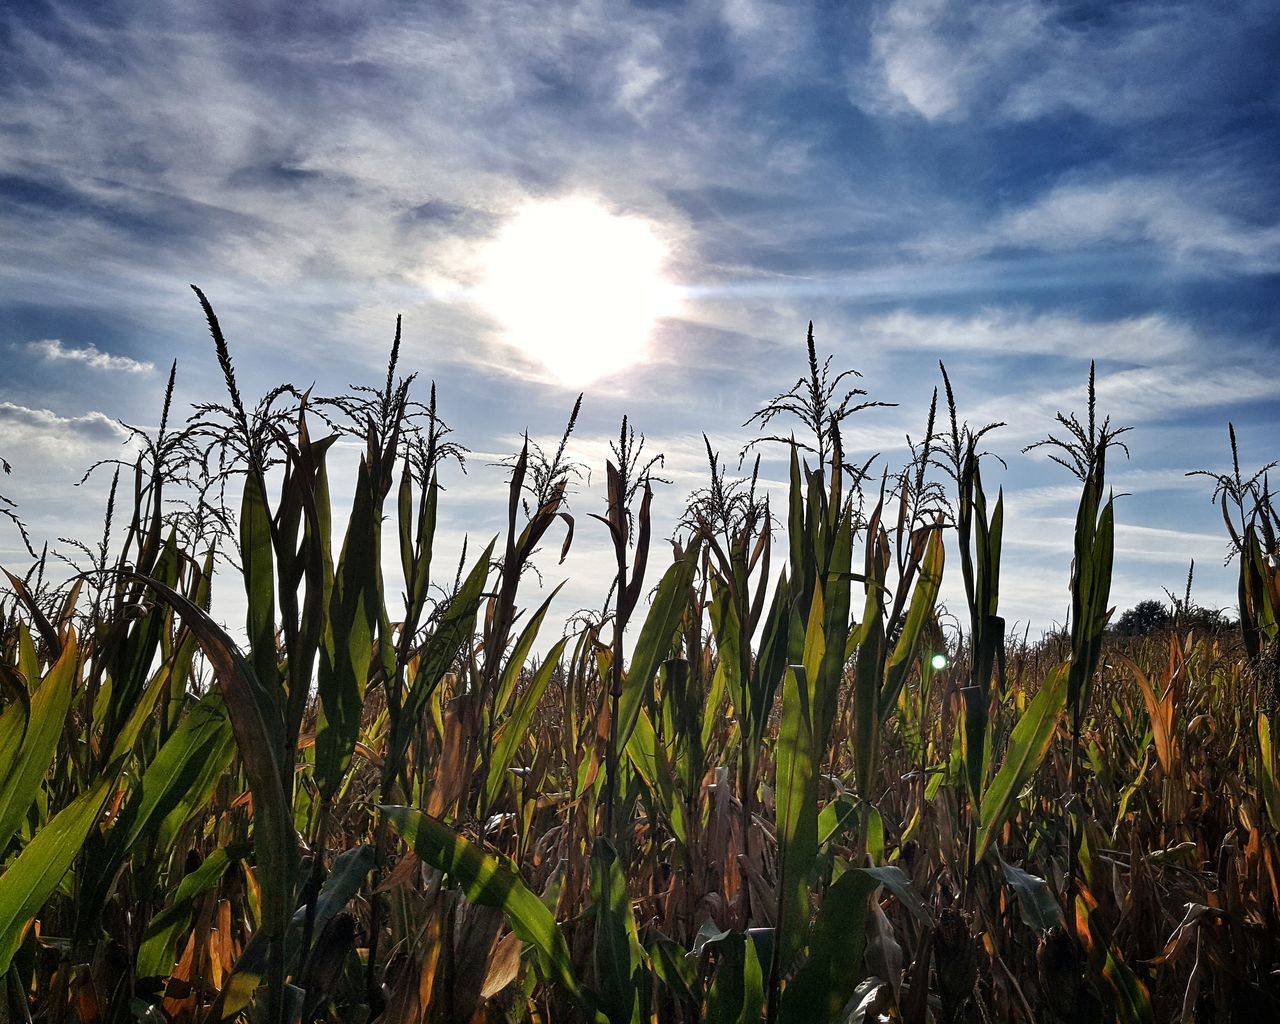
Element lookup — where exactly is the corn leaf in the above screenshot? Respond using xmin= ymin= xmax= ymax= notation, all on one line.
xmin=975 ymin=663 xmax=1068 ymax=862
xmin=0 ymin=770 xmax=114 ymax=973
xmin=591 ymin=838 xmax=643 ymax=1024
xmin=0 ymin=635 xmax=78 ymax=849
xmin=774 ymin=664 xmax=817 ymax=977
xmin=485 ymin=635 xmax=569 ymax=808
xmin=380 ymin=805 xmax=600 ymax=1019
xmin=617 ymin=548 xmax=698 ymax=751
xmin=778 ymin=866 xmax=878 ymax=1024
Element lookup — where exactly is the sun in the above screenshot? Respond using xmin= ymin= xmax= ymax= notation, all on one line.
xmin=478 ymin=197 xmax=679 ymax=386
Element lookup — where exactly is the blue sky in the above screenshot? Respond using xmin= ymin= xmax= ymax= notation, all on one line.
xmin=1 ymin=0 xmax=1277 ymax=635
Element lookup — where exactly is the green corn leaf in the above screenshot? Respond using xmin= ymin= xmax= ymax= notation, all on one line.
xmin=81 ymin=689 xmax=235 ymax=930
xmin=741 ymin=930 xmax=767 ymax=1024
xmin=975 ymin=663 xmax=1068 ymax=862
xmin=104 ymin=531 xmax=180 ymax=752
xmin=241 ymin=471 xmax=278 ymax=696
xmin=859 ymin=865 xmax=930 ymax=925
xmin=16 ymin=624 xmax=39 ymax=697
xmin=709 ymin=579 xmax=745 ymax=720
xmin=0 ymin=635 xmax=78 ymax=849
xmin=852 ymin=592 xmax=885 ymax=800
xmin=617 ymin=548 xmax=698 ymax=752
xmin=702 ymin=927 xmax=767 ymax=1024
xmin=397 ymin=459 xmax=416 ymax=591
xmin=778 ymin=867 xmax=878 ymax=1024
xmin=126 ymin=574 xmax=297 ymax=942
xmin=815 ymin=508 xmax=853 ymax=744
xmin=961 ymin=685 xmax=988 ymax=807
xmin=882 ymin=526 xmax=944 ymax=717
xmin=316 ymin=455 xmax=383 ymax=800
xmin=485 ymin=635 xmax=569 ymax=808
xmin=999 ymin=856 xmax=1063 ymax=934
xmin=787 ymin=447 xmax=810 ymax=601
xmin=774 ymin=664 xmax=817 ymax=978
xmin=395 ymin=538 xmax=495 ymax=766
xmin=0 ymin=665 xmax=28 ymax=745
xmin=817 ymin=795 xmax=857 ymax=846
xmin=647 ymin=929 xmax=698 ymax=1011
xmin=0 ymin=770 xmax=115 ymax=974
xmin=380 ymin=805 xmax=600 ymax=1019
xmin=137 ymin=845 xmax=246 ymax=979
xmin=623 ymin=710 xmax=690 ymax=846
xmin=210 ymin=844 xmax=374 ymax=1021
xmin=1259 ymin=714 xmax=1280 ymax=830
xmin=591 ymin=838 xmax=643 ymax=1024
xmin=751 ymin=568 xmax=793 ymax=743
xmin=493 ymin=584 xmax=565 ymax=720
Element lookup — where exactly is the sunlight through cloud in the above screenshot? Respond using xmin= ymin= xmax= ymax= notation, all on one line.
xmin=478 ymin=197 xmax=679 ymax=386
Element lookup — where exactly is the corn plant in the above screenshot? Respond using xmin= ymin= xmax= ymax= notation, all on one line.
xmin=0 ymin=299 xmax=1278 ymax=1023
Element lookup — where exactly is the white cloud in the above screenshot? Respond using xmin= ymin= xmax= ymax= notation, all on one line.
xmin=861 ymin=308 xmax=1195 ymax=361
xmin=992 ymin=179 xmax=1280 ymax=270
xmin=905 ymin=173 xmax=1280 ymax=273
xmin=26 ymin=339 xmax=155 ymax=374
xmin=0 ymin=401 xmax=127 ymax=439
xmin=857 ymin=0 xmax=1277 ymax=126
xmin=1009 ymin=468 xmax=1205 ymax=514
xmin=1005 ymin=515 xmax=1225 ymax=566
xmin=861 ymin=0 xmax=1045 ymax=121
xmin=0 ymin=402 xmax=136 ymax=474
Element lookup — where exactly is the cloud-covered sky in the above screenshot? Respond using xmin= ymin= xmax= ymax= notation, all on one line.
xmin=2 ymin=0 xmax=1277 ymax=635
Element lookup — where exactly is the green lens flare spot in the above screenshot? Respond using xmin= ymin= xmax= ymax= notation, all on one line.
xmin=930 ymin=653 xmax=949 ymax=671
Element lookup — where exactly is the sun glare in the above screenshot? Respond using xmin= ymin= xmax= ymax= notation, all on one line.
xmin=479 ymin=197 xmax=678 ymax=386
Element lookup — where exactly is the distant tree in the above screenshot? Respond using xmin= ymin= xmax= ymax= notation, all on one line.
xmin=1114 ymin=599 xmax=1172 ymax=636
xmin=1114 ymin=597 xmax=1236 ymax=636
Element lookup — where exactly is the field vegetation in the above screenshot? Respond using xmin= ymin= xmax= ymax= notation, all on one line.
xmin=1 ymin=290 xmax=1278 ymax=1023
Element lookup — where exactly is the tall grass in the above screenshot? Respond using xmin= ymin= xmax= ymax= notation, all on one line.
xmin=1 ymin=293 xmax=1277 ymax=1023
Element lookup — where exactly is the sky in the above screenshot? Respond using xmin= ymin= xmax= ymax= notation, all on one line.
xmin=1 ymin=0 xmax=1277 ymax=641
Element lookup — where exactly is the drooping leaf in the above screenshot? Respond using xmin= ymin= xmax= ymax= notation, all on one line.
xmin=380 ymin=805 xmax=600 ymax=1019
xmin=81 ymin=690 xmax=235 ymax=928
xmin=999 ymin=856 xmax=1063 ymax=934
xmin=137 ymin=845 xmax=246 ymax=979
xmin=124 ymin=573 xmax=296 ymax=943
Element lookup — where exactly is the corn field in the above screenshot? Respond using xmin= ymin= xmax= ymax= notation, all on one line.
xmin=1 ymin=290 xmax=1278 ymax=1024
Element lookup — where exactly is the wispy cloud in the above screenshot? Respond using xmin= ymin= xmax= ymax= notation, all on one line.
xmin=857 ymin=0 xmax=1278 ymax=126
xmin=1006 ymin=515 xmax=1226 ymax=566
xmin=990 ymin=178 xmax=1280 ymax=271
xmin=26 ymin=339 xmax=154 ymax=374
xmin=860 ymin=308 xmax=1196 ymax=361
xmin=858 ymin=0 xmax=1046 ymax=122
